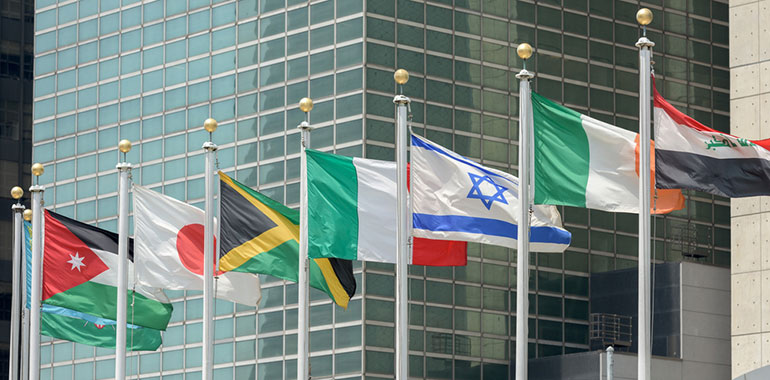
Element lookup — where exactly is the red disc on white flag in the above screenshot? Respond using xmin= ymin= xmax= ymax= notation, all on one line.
xmin=176 ymin=223 xmax=223 ymax=276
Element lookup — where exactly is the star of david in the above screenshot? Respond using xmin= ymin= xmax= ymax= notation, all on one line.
xmin=466 ymin=173 xmax=509 ymax=210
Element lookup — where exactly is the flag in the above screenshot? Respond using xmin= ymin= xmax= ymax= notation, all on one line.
xmin=305 ymin=149 xmax=467 ymax=265
xmin=412 ymin=236 xmax=467 ymax=266
xmin=24 ymin=220 xmax=164 ymax=350
xmin=218 ymin=171 xmax=356 ymax=308
xmin=133 ymin=185 xmax=261 ymax=306
xmin=408 ymin=165 xmax=468 ymax=266
xmin=654 ymin=86 xmax=770 ymax=197
xmin=306 ymin=149 xmax=398 ymax=263
xmin=40 ymin=305 xmax=162 ymax=350
xmin=531 ymin=91 xmax=685 ymax=213
xmin=42 ymin=210 xmax=172 ymax=331
xmin=410 ymin=134 xmax=572 ymax=252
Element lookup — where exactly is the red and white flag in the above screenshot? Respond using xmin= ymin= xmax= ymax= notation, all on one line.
xmin=133 ymin=185 xmax=261 ymax=306
xmin=654 ymin=86 xmax=770 ymax=198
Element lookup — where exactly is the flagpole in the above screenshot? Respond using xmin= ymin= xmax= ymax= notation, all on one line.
xmin=635 ymin=8 xmax=654 ymax=380
xmin=392 ymin=69 xmax=411 ymax=380
xmin=202 ymin=118 xmax=219 ymax=380
xmin=115 ymin=140 xmax=132 ymax=380
xmin=21 ymin=208 xmax=31 ymax=380
xmin=297 ymin=97 xmax=314 ymax=380
xmin=9 ymin=186 xmax=25 ymax=380
xmin=28 ymin=163 xmax=44 ymax=380
xmin=514 ymin=43 xmax=534 ymax=380
xmin=393 ymin=69 xmax=412 ymax=379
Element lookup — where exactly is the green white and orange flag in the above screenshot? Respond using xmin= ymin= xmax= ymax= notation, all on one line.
xmin=531 ymin=91 xmax=685 ymax=214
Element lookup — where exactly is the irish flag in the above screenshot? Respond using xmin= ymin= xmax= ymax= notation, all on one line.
xmin=42 ymin=211 xmax=173 ymax=332
xmin=305 ymin=149 xmax=466 ymax=264
xmin=531 ymin=92 xmax=684 ymax=214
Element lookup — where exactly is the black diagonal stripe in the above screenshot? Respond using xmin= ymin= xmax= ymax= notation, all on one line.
xmin=46 ymin=210 xmax=135 ymax=261
xmin=219 ymin=179 xmax=278 ymax=258
xmin=327 ymin=258 xmax=356 ymax=299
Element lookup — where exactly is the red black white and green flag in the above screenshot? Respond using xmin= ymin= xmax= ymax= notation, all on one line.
xmin=654 ymin=85 xmax=770 ymax=197
xmin=34 ymin=211 xmax=173 ymax=349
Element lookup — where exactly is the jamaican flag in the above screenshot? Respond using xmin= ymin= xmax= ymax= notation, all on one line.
xmin=218 ymin=171 xmax=356 ymax=308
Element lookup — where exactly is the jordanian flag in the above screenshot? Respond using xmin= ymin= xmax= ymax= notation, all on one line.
xmin=42 ymin=211 xmax=173 ymax=332
xmin=24 ymin=221 xmax=163 ymax=350
xmin=218 ymin=172 xmax=356 ymax=308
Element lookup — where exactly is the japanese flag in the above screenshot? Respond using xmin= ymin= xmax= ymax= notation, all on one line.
xmin=133 ymin=185 xmax=261 ymax=306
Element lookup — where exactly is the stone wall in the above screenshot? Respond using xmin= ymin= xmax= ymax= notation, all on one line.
xmin=730 ymin=0 xmax=770 ymax=377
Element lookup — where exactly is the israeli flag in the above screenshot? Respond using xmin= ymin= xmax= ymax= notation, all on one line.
xmin=411 ymin=134 xmax=571 ymax=252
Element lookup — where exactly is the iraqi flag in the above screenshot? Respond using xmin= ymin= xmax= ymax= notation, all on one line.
xmin=133 ymin=185 xmax=261 ymax=306
xmin=42 ymin=210 xmax=172 ymax=332
xmin=654 ymin=86 xmax=770 ymax=197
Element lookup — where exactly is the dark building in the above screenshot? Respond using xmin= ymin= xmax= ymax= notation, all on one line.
xmin=527 ymin=262 xmax=730 ymax=379
xmin=0 ymin=0 xmax=34 ymax=377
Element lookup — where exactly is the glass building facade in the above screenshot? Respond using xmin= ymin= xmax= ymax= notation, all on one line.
xmin=30 ymin=0 xmax=729 ymax=379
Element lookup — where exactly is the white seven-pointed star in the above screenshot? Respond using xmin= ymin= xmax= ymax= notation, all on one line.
xmin=67 ymin=253 xmax=86 ymax=272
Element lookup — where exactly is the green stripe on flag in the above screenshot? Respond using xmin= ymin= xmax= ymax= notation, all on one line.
xmin=306 ymin=149 xmax=359 ymax=261
xmin=41 ymin=313 xmax=162 ymax=351
xmin=229 ymin=239 xmax=300 ymax=277
xmin=43 ymin=281 xmax=172 ymax=331
xmin=531 ymin=91 xmax=591 ymax=207
xmin=218 ymin=172 xmax=356 ymax=308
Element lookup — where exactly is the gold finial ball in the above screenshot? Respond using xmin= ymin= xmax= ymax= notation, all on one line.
xmin=637 ymin=8 xmax=653 ymax=26
xmin=23 ymin=209 xmax=32 ymax=221
xmin=10 ymin=186 xmax=23 ymax=200
xmin=299 ymin=97 xmax=314 ymax=113
xmin=394 ymin=69 xmax=409 ymax=85
xmin=203 ymin=118 xmax=218 ymax=133
xmin=118 ymin=139 xmax=132 ymax=153
xmin=517 ymin=43 xmax=533 ymax=60
xmin=31 ymin=163 xmax=44 ymax=177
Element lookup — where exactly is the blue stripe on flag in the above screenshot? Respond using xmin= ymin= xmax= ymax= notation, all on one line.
xmin=41 ymin=304 xmax=142 ymax=329
xmin=413 ymin=213 xmax=571 ymax=245
xmin=411 ymin=134 xmax=519 ymax=187
xmin=24 ymin=221 xmax=31 ymax=309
